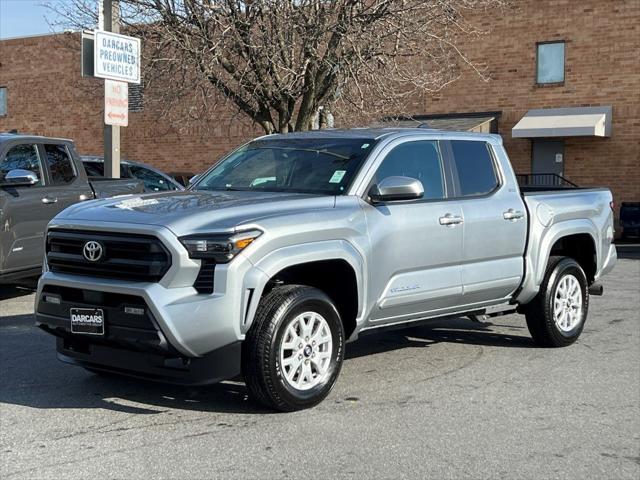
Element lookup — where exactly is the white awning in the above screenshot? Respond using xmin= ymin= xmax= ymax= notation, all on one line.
xmin=512 ymin=106 xmax=612 ymax=138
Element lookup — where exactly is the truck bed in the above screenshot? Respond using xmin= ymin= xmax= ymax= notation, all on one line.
xmin=520 ymin=186 xmax=578 ymax=193
xmin=520 ymin=186 xmax=611 ymax=195
xmin=516 ymin=186 xmax=616 ymax=304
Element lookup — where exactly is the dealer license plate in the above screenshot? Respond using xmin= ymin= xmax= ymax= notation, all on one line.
xmin=70 ymin=308 xmax=105 ymax=335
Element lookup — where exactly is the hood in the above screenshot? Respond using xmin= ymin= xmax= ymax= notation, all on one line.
xmin=55 ymin=190 xmax=336 ymax=235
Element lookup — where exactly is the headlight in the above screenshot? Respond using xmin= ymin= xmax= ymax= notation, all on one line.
xmin=179 ymin=229 xmax=262 ymax=262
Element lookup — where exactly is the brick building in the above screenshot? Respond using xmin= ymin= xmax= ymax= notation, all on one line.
xmin=0 ymin=0 xmax=638 ymax=220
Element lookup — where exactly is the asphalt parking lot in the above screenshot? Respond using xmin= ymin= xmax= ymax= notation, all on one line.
xmin=1 ymin=259 xmax=638 ymax=479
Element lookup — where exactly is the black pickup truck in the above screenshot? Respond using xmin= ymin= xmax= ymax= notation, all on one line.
xmin=0 ymin=133 xmax=143 ymax=284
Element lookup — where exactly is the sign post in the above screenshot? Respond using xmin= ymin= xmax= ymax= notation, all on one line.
xmin=82 ymin=2 xmax=140 ymax=178
xmin=95 ymin=0 xmax=140 ymax=179
xmin=100 ymin=0 xmax=121 ymax=178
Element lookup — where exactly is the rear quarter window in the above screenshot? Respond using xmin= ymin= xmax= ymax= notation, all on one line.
xmin=450 ymin=141 xmax=499 ymax=197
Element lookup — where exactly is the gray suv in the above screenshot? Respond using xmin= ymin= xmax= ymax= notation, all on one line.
xmin=0 ymin=134 xmax=142 ymax=284
xmin=35 ymin=129 xmax=616 ymax=411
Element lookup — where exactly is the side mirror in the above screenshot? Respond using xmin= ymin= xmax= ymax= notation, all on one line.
xmin=369 ymin=176 xmax=424 ymax=203
xmin=2 ymin=169 xmax=39 ymax=186
xmin=188 ymin=174 xmax=200 ymax=187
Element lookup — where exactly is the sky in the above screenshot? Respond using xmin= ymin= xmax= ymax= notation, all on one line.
xmin=0 ymin=0 xmax=65 ymax=40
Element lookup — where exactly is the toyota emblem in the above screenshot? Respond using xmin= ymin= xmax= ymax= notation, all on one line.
xmin=83 ymin=241 xmax=104 ymax=262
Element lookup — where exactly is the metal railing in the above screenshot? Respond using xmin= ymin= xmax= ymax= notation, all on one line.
xmin=516 ymin=173 xmax=578 ymax=188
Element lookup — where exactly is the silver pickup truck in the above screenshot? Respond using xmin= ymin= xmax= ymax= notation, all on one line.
xmin=35 ymin=129 xmax=617 ymax=411
xmin=0 ymin=133 xmax=143 ymax=284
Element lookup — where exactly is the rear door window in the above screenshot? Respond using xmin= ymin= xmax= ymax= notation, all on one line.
xmin=44 ymin=144 xmax=76 ymax=184
xmin=449 ymin=141 xmax=499 ymax=197
xmin=0 ymin=144 xmax=43 ymax=186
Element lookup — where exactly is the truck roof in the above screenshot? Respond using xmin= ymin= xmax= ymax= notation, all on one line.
xmin=258 ymin=127 xmax=502 ymax=144
xmin=0 ymin=133 xmax=74 ymax=144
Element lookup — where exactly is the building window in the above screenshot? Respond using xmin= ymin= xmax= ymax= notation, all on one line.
xmin=0 ymin=87 xmax=7 ymax=116
xmin=128 ymin=82 xmax=144 ymax=112
xmin=536 ymin=41 xmax=565 ymax=84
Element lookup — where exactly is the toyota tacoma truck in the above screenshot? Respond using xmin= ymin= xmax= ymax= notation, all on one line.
xmin=35 ymin=129 xmax=617 ymax=411
xmin=0 ymin=133 xmax=143 ymax=284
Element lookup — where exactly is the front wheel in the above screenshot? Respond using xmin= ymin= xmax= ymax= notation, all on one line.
xmin=242 ymin=285 xmax=345 ymax=411
xmin=525 ymin=256 xmax=589 ymax=347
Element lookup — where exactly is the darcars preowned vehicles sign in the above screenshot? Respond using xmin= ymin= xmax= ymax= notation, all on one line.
xmin=94 ymin=30 xmax=141 ymax=84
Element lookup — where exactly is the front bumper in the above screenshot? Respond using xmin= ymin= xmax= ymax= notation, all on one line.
xmin=36 ymin=270 xmax=250 ymax=357
xmin=34 ymin=278 xmax=246 ymax=384
xmin=35 ymin=221 xmax=270 ymax=384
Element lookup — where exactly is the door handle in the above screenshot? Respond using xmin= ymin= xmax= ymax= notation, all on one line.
xmin=439 ymin=213 xmax=464 ymax=226
xmin=41 ymin=197 xmax=58 ymax=205
xmin=503 ymin=209 xmax=525 ymax=221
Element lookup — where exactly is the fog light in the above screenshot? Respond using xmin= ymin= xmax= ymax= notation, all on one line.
xmin=124 ymin=306 xmax=145 ymax=316
xmin=44 ymin=295 xmax=61 ymax=305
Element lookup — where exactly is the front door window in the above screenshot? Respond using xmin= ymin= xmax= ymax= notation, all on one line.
xmin=0 ymin=144 xmax=43 ymax=185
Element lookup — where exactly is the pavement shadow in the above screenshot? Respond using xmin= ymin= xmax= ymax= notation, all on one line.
xmin=346 ymin=316 xmax=534 ymax=359
xmin=0 ymin=314 xmax=532 ymax=415
xmin=0 ymin=314 xmax=271 ymax=415
xmin=0 ymin=284 xmax=36 ymax=301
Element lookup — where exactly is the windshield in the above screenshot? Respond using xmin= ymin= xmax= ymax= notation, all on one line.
xmin=194 ymin=137 xmax=377 ymax=195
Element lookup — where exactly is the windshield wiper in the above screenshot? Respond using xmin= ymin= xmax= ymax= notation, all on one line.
xmin=251 ymin=146 xmax=351 ymax=161
xmin=195 ymin=186 xmax=248 ymax=192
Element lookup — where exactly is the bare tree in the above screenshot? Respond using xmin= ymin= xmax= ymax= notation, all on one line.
xmin=49 ymin=0 xmax=508 ymax=134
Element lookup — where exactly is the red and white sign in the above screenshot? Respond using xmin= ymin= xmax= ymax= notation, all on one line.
xmin=104 ymin=80 xmax=128 ymax=127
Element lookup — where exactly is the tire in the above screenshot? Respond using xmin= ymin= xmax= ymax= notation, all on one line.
xmin=524 ymin=256 xmax=589 ymax=347
xmin=242 ymin=285 xmax=345 ymax=411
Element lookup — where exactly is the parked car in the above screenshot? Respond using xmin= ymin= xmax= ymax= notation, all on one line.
xmin=81 ymin=156 xmax=184 ymax=192
xmin=0 ymin=134 xmax=143 ymax=284
xmin=620 ymin=202 xmax=640 ymax=239
xmin=167 ymin=171 xmax=196 ymax=188
xmin=35 ymin=129 xmax=616 ymax=411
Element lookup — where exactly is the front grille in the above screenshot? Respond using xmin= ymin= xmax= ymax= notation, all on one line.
xmin=46 ymin=229 xmax=171 ymax=282
xmin=194 ymin=260 xmax=216 ymax=294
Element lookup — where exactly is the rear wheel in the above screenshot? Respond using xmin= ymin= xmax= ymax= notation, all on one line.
xmin=525 ymin=256 xmax=589 ymax=347
xmin=242 ymin=285 xmax=344 ymax=411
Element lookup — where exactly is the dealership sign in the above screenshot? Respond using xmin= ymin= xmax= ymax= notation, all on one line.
xmin=105 ymin=80 xmax=128 ymax=127
xmin=94 ymin=30 xmax=141 ymax=84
